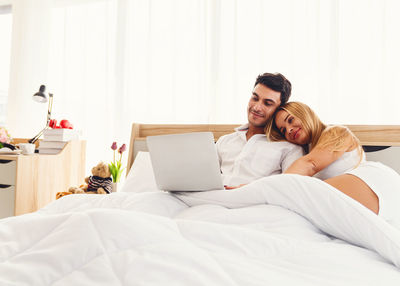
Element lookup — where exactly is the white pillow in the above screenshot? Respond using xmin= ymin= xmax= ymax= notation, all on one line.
xmin=175 ymin=174 xmax=400 ymax=268
xmin=120 ymin=152 xmax=159 ymax=193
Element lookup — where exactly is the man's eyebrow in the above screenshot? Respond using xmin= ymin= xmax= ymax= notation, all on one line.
xmin=252 ymin=92 xmax=259 ymax=97
xmin=264 ymin=98 xmax=276 ymax=104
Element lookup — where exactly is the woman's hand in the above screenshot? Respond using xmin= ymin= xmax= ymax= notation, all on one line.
xmin=225 ymin=184 xmax=247 ymax=190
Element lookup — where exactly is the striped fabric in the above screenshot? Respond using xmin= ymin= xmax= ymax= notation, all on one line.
xmin=87 ymin=176 xmax=113 ymax=194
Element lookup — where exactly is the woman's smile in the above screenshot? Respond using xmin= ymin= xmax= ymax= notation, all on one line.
xmin=292 ymin=128 xmax=301 ymax=140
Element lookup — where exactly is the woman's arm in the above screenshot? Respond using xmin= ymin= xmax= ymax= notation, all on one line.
xmin=228 ymin=146 xmax=345 ymax=186
xmin=228 ymin=146 xmax=344 ymax=186
xmin=284 ymin=147 xmax=346 ymax=176
xmin=284 ymin=125 xmax=358 ymax=177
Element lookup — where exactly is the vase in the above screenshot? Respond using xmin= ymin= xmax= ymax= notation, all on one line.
xmin=111 ymin=182 xmax=118 ymax=193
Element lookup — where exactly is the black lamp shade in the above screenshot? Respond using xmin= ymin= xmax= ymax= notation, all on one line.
xmin=32 ymin=85 xmax=48 ymax=103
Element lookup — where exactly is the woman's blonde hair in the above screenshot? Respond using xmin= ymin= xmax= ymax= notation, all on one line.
xmin=316 ymin=125 xmax=360 ymax=152
xmin=315 ymin=125 xmax=364 ymax=167
xmin=266 ymin=101 xmax=327 ymax=150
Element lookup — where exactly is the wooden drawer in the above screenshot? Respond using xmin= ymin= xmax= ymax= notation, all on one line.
xmin=0 ymin=185 xmax=15 ymax=218
xmin=0 ymin=160 xmax=16 ymax=186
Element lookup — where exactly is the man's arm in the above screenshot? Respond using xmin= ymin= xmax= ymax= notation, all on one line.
xmin=281 ymin=145 xmax=305 ymax=172
xmin=215 ymin=135 xmax=225 ymax=166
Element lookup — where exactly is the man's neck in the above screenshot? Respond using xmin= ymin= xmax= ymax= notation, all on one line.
xmin=246 ymin=125 xmax=265 ymax=141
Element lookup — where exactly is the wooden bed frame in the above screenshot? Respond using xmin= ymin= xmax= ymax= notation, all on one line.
xmin=126 ymin=123 xmax=400 ymax=175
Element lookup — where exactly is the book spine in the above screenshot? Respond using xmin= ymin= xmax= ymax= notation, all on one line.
xmin=38 ymin=142 xmax=66 ymax=149
xmin=42 ymin=135 xmax=77 ymax=142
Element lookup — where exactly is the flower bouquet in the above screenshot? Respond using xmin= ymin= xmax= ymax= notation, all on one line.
xmin=0 ymin=127 xmax=13 ymax=149
xmin=109 ymin=142 xmax=127 ymax=183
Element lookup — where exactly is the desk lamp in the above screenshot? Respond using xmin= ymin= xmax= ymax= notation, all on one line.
xmin=29 ymin=85 xmax=53 ymax=144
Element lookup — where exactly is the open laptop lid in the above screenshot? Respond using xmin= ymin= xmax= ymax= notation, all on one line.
xmin=146 ymin=132 xmax=224 ymax=191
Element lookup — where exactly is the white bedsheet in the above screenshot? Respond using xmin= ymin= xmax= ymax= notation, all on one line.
xmin=0 ymin=188 xmax=399 ymax=285
xmin=1 ymin=152 xmax=400 ymax=285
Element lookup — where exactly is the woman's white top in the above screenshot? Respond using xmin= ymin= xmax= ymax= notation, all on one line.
xmin=314 ymin=148 xmax=365 ymax=180
xmin=346 ymin=161 xmax=400 ymax=224
xmin=312 ymin=142 xmax=400 ymax=224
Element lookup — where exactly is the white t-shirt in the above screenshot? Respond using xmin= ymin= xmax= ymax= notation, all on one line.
xmin=314 ymin=148 xmax=365 ymax=180
xmin=216 ymin=124 xmax=304 ymax=186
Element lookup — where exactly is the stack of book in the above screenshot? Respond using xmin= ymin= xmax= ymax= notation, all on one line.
xmin=38 ymin=129 xmax=79 ymax=154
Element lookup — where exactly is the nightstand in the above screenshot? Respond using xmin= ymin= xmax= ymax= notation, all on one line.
xmin=0 ymin=140 xmax=86 ymax=218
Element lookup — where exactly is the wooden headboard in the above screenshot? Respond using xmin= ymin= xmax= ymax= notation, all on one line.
xmin=126 ymin=123 xmax=400 ymax=175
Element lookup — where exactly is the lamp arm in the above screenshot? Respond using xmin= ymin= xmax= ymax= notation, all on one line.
xmin=46 ymin=93 xmax=53 ymax=125
xmin=29 ymin=93 xmax=54 ymax=144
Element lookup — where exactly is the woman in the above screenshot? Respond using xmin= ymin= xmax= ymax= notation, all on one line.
xmin=266 ymin=101 xmax=400 ymax=220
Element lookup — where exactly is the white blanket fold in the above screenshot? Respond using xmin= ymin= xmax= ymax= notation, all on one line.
xmin=175 ymin=174 xmax=400 ymax=268
xmin=1 ymin=173 xmax=400 ymax=285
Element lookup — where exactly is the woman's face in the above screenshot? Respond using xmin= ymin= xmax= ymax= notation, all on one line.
xmin=274 ymin=110 xmax=310 ymax=145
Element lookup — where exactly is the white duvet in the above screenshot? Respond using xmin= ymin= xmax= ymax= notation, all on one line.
xmin=1 ymin=153 xmax=400 ymax=285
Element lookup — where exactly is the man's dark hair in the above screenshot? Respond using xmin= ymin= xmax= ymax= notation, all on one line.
xmin=254 ymin=72 xmax=292 ymax=105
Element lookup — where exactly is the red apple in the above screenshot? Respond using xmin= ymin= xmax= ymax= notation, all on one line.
xmin=60 ymin=119 xmax=73 ymax=129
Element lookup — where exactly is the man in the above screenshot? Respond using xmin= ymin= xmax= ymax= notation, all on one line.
xmin=216 ymin=72 xmax=304 ymax=188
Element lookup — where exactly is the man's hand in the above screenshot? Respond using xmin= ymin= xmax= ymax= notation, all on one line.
xmin=225 ymin=184 xmax=247 ymax=190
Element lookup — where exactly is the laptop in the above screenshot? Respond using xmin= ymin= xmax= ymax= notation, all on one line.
xmin=146 ymin=132 xmax=224 ymax=192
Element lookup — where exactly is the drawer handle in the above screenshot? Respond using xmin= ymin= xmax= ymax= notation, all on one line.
xmin=0 ymin=184 xmax=12 ymax=189
xmin=0 ymin=160 xmax=13 ymax=164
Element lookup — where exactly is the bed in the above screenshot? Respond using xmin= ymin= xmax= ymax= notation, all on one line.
xmin=1 ymin=123 xmax=400 ymax=285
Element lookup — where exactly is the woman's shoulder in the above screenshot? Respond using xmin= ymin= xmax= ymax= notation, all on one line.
xmin=321 ymin=125 xmax=350 ymax=136
xmin=316 ymin=125 xmax=360 ymax=152
xmin=319 ymin=125 xmax=355 ymax=141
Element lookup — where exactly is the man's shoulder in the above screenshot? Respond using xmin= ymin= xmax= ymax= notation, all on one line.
xmin=216 ymin=132 xmax=237 ymax=146
xmin=218 ymin=131 xmax=237 ymax=139
xmin=261 ymin=141 xmax=304 ymax=162
xmin=265 ymin=140 xmax=304 ymax=151
xmin=217 ymin=125 xmax=246 ymax=143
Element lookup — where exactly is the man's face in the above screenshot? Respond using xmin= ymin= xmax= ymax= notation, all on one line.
xmin=247 ymin=84 xmax=281 ymax=128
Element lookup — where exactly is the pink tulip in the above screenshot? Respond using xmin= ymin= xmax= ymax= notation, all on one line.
xmin=0 ymin=135 xmax=7 ymax=143
xmin=109 ymin=142 xmax=126 ymax=182
xmin=0 ymin=127 xmax=11 ymax=144
xmin=118 ymin=144 xmax=126 ymax=154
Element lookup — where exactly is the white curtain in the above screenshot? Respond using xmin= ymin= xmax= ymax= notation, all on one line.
xmin=0 ymin=3 xmax=12 ymax=126
xmin=6 ymin=0 xmax=400 ymax=175
xmin=6 ymin=0 xmax=52 ymax=137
